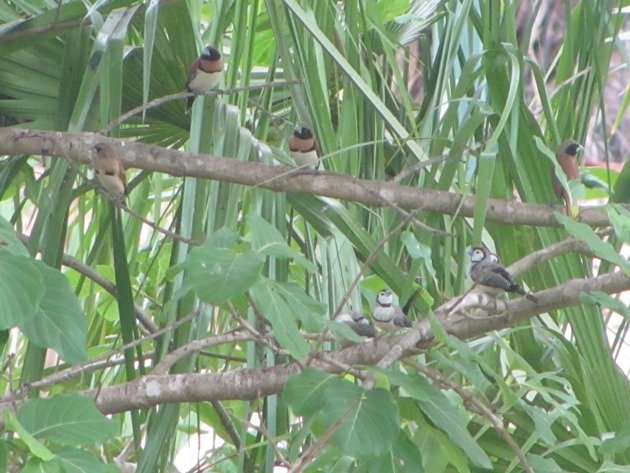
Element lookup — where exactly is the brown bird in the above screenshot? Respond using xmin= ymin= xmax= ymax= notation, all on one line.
xmin=288 ymin=125 xmax=320 ymax=169
xmin=552 ymin=139 xmax=583 ymax=213
xmin=93 ymin=144 xmax=127 ymax=201
xmin=186 ymin=45 xmax=223 ymax=113
xmin=469 ymin=247 xmax=538 ymax=303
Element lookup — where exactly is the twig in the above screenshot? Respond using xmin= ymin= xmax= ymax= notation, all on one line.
xmin=0 ymin=311 xmax=198 ymax=402
xmin=99 ymin=80 xmax=301 ymax=134
xmin=153 ymin=331 xmax=259 ymax=375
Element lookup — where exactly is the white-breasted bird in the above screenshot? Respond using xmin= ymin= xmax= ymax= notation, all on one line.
xmin=93 ymin=144 xmax=127 ymax=201
xmin=469 ymin=247 xmax=538 ymax=302
xmin=288 ymin=125 xmax=320 ymax=169
xmin=372 ymin=289 xmax=413 ymax=332
xmin=333 ymin=311 xmax=377 ymax=339
xmin=186 ymin=45 xmax=224 ymax=113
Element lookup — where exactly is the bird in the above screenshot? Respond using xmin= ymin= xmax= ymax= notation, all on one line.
xmin=333 ymin=312 xmax=377 ymax=339
xmin=372 ymin=289 xmax=413 ymax=332
xmin=469 ymin=247 xmax=538 ymax=303
xmin=551 ymin=139 xmax=583 ymax=213
xmin=288 ymin=125 xmax=320 ymax=169
xmin=185 ymin=45 xmax=223 ymax=113
xmin=93 ymin=144 xmax=127 ymax=201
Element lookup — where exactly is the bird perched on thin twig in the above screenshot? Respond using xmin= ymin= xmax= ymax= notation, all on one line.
xmin=333 ymin=311 xmax=377 ymax=339
xmin=185 ymin=45 xmax=223 ymax=113
xmin=372 ymin=289 xmax=413 ymax=332
xmin=288 ymin=125 xmax=320 ymax=169
xmin=551 ymin=139 xmax=583 ymax=214
xmin=93 ymin=144 xmax=127 ymax=201
xmin=469 ymin=247 xmax=538 ymax=303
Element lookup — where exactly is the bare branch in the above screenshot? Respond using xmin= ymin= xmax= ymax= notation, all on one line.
xmin=0 ymin=127 xmax=623 ymax=228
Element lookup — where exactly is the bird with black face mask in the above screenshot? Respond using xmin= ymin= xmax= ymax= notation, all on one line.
xmin=469 ymin=247 xmax=538 ymax=303
xmin=288 ymin=125 xmax=320 ymax=169
xmin=93 ymin=144 xmax=127 ymax=202
xmin=551 ymin=139 xmax=583 ymax=214
xmin=372 ymin=289 xmax=413 ymax=332
xmin=186 ymin=45 xmax=224 ymax=113
xmin=333 ymin=311 xmax=377 ymax=340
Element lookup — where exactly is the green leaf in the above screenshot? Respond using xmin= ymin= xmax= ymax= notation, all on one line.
xmin=0 ymin=252 xmax=45 ymax=329
xmin=555 ymin=212 xmax=630 ymax=275
xmin=186 ymin=241 xmax=265 ymax=305
xmin=51 ymin=446 xmax=110 ymax=473
xmin=17 ymin=394 xmax=117 ymax=446
xmin=376 ymin=368 xmax=492 ymax=469
xmin=607 ymin=205 xmax=630 ymax=242
xmin=580 ymin=291 xmax=630 ymax=319
xmin=250 ymin=280 xmax=311 ymax=358
xmin=283 ymin=369 xmax=332 ymax=415
xmin=0 ymin=215 xmax=29 ymax=256
xmin=526 ymin=454 xmax=564 ymax=472
xmin=4 ymin=412 xmax=55 ymax=461
xmin=246 ymin=213 xmax=316 ymax=272
xmin=20 ymin=262 xmax=87 ymax=363
xmin=22 ymin=457 xmax=63 ymax=473
xmin=325 ymin=388 xmax=400 ymax=458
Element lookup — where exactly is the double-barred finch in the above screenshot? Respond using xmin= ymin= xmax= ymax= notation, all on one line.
xmin=186 ymin=45 xmax=223 ymax=113
xmin=469 ymin=247 xmax=538 ymax=303
xmin=372 ymin=289 xmax=413 ymax=332
xmin=288 ymin=125 xmax=320 ymax=169
xmin=551 ymin=139 xmax=583 ymax=212
xmin=333 ymin=312 xmax=377 ymax=339
xmin=94 ymin=144 xmax=127 ymax=201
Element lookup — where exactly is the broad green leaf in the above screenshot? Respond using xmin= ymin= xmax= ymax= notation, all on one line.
xmin=246 ymin=213 xmax=316 ymax=272
xmin=20 ymin=262 xmax=87 ymax=363
xmin=377 ymin=368 xmax=492 ymax=469
xmin=18 ymin=394 xmax=117 ymax=446
xmin=555 ymin=212 xmax=630 ymax=275
xmin=0 ymin=251 xmax=45 ymax=329
xmin=22 ymin=458 xmax=62 ymax=473
xmin=283 ymin=369 xmax=333 ymax=416
xmin=324 ymin=388 xmax=400 ymax=458
xmin=250 ymin=280 xmax=311 ymax=358
xmin=51 ymin=446 xmax=110 ymax=473
xmin=187 ymin=243 xmax=265 ymax=305
xmin=269 ymin=280 xmax=326 ymax=331
xmin=0 ymin=215 xmax=29 ymax=256
xmin=4 ymin=412 xmax=54 ymax=461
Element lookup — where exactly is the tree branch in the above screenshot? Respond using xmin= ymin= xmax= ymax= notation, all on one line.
xmin=0 ymin=127 xmax=622 ymax=228
xmin=0 ymin=269 xmax=621 ymax=417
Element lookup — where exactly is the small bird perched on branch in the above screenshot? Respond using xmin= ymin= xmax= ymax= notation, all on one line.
xmin=372 ymin=289 xmax=413 ymax=332
xmin=288 ymin=125 xmax=320 ymax=169
xmin=469 ymin=247 xmax=538 ymax=303
xmin=186 ymin=45 xmax=223 ymax=113
xmin=333 ymin=311 xmax=377 ymax=339
xmin=93 ymin=144 xmax=127 ymax=201
xmin=552 ymin=139 xmax=583 ymax=214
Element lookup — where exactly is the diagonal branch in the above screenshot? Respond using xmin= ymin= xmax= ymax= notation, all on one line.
xmin=0 ymin=269 xmax=621 ymax=418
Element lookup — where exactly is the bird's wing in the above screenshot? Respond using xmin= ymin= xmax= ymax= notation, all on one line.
xmin=348 ymin=321 xmax=377 ymax=338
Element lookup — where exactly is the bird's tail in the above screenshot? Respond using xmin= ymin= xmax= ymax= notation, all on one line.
xmin=525 ymin=293 xmax=539 ymax=303
xmin=185 ymin=96 xmax=194 ymax=114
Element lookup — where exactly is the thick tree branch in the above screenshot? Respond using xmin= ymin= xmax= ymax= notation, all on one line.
xmin=0 ymin=127 xmax=621 ymax=228
xmin=0 ymin=270 xmax=617 ymax=417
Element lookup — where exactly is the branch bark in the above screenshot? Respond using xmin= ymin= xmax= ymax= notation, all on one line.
xmin=0 ymin=127 xmax=621 ymax=228
xmin=0 ymin=269 xmax=620 ymax=417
